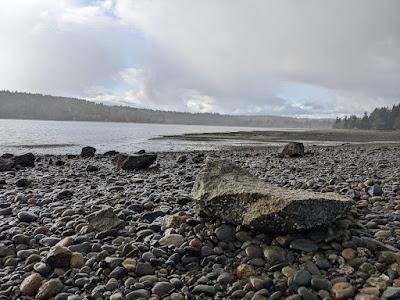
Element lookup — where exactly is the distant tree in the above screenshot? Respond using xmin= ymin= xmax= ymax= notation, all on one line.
xmin=0 ymin=90 xmax=333 ymax=129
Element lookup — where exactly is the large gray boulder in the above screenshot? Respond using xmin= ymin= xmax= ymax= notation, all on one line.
xmin=113 ymin=154 xmax=157 ymax=170
xmin=192 ymin=159 xmax=352 ymax=233
xmin=279 ymin=142 xmax=304 ymax=157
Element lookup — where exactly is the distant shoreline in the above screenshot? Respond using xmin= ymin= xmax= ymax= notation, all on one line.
xmin=0 ymin=117 xmax=326 ymax=130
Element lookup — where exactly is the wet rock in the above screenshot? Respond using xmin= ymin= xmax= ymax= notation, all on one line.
xmin=87 ymin=206 xmax=124 ymax=231
xmin=278 ymin=142 xmax=305 ymax=158
xmin=113 ymin=154 xmax=157 ymax=170
xmin=192 ymin=159 xmax=352 ymax=232
xmin=81 ymin=146 xmax=96 ymax=158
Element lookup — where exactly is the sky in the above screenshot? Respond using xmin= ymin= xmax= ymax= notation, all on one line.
xmin=0 ymin=0 xmax=399 ymax=118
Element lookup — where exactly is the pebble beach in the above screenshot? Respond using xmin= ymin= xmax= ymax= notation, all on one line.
xmin=1 ymin=143 xmax=400 ymax=300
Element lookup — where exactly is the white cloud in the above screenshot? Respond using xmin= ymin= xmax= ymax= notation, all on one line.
xmin=185 ymin=94 xmax=217 ymax=113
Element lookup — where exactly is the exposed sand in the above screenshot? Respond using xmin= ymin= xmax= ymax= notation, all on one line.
xmin=157 ymin=129 xmax=400 ymax=145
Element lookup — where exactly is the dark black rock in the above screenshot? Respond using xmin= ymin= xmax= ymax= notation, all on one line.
xmin=14 ymin=153 xmax=35 ymax=167
xmin=81 ymin=146 xmax=96 ymax=158
xmin=113 ymin=154 xmax=157 ymax=170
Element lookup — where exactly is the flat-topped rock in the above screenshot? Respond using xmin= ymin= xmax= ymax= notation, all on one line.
xmin=192 ymin=159 xmax=352 ymax=232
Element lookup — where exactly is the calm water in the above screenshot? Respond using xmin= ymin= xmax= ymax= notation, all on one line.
xmin=0 ymin=119 xmax=278 ymax=154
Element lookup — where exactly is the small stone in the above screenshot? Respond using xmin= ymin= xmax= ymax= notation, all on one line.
xmin=18 ymin=211 xmax=38 ymax=222
xmin=368 ymin=184 xmax=383 ymax=196
xmin=246 ymin=245 xmax=263 ymax=258
xmin=382 ymin=287 xmax=400 ymax=299
xmin=36 ymin=279 xmax=64 ymax=300
xmin=176 ymin=155 xmax=187 ymax=163
xmin=341 ymin=248 xmax=356 ymax=261
xmin=34 ymin=262 xmax=52 ymax=277
xmin=215 ymin=224 xmax=236 ymax=242
xmin=87 ymin=206 xmax=124 ymax=232
xmin=15 ymin=178 xmax=32 ymax=187
xmin=159 ymin=234 xmax=184 ymax=247
xmin=189 ymin=238 xmax=202 ymax=248
xmin=110 ymin=292 xmax=125 ymax=300
xmin=20 ymin=273 xmax=43 ymax=296
xmin=126 ymin=289 xmax=150 ymax=300
xmin=290 ymin=239 xmax=318 ymax=252
xmin=192 ymin=284 xmax=215 ymax=296
xmin=46 ymin=246 xmax=72 ymax=268
xmin=236 ymin=263 xmax=256 ymax=279
xmin=152 ymin=282 xmax=174 ymax=297
xmin=331 ymin=282 xmax=355 ymax=300
xmin=163 ymin=212 xmax=188 ymax=228
xmin=109 ymin=266 xmax=127 ymax=279
xmin=263 ymin=246 xmax=286 ymax=264
xmin=293 ymin=270 xmax=312 ymax=286
xmin=70 ymin=252 xmax=85 ymax=268
xmin=217 ymin=272 xmax=236 ymax=285
xmin=311 ymin=277 xmax=332 ymax=290
xmin=298 ymin=287 xmax=318 ymax=300
xmin=122 ymin=258 xmax=137 ymax=272
xmin=249 ymin=277 xmax=269 ymax=290
xmin=135 ymin=262 xmax=154 ymax=276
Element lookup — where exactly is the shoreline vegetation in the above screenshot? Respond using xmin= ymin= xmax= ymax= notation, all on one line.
xmin=334 ymin=105 xmax=400 ymax=130
xmin=0 ymin=91 xmax=332 ymax=129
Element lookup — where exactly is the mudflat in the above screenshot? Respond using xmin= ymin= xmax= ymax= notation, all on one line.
xmin=158 ymin=129 xmax=400 ymax=144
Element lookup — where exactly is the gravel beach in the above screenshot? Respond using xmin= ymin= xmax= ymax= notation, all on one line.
xmin=1 ymin=143 xmax=400 ymax=300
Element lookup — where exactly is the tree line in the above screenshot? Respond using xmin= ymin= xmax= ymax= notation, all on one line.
xmin=0 ymin=90 xmax=333 ymax=128
xmin=334 ymin=105 xmax=400 ymax=130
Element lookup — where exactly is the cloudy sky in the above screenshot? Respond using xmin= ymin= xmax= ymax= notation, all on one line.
xmin=0 ymin=0 xmax=399 ymax=117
